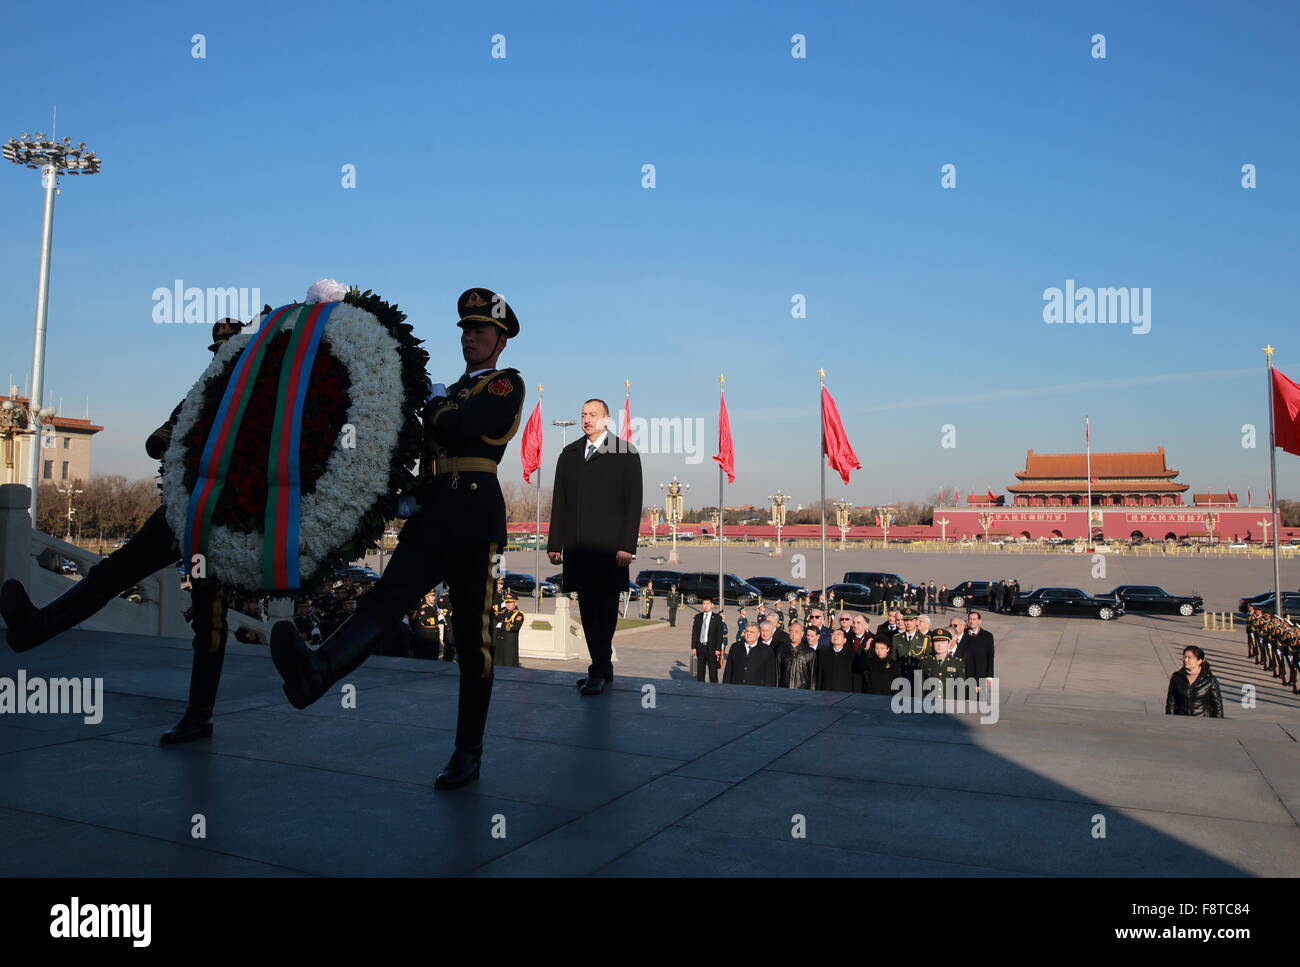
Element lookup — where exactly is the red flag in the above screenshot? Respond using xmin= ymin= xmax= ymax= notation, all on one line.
xmin=1085 ymin=416 xmax=1090 ymax=446
xmin=713 ymin=390 xmax=735 ymax=484
xmin=1248 ymin=489 xmax=1253 ymax=505
xmin=820 ymin=386 xmax=861 ymax=484
xmin=986 ymin=490 xmax=997 ymax=502
xmin=619 ymin=390 xmax=632 ymax=443
xmin=1272 ymin=367 xmax=1300 ymax=457
xmin=520 ymin=401 xmax=543 ymax=483
xmin=1227 ymin=489 xmax=1237 ymax=503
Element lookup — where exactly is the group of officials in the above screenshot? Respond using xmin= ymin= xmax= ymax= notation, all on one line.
xmin=691 ymin=600 xmax=995 ymax=695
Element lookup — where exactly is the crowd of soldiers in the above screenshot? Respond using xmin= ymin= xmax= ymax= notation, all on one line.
xmin=1245 ymin=605 xmax=1299 ymax=693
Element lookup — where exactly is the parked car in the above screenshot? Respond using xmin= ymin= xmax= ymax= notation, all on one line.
xmin=1236 ymin=591 xmax=1300 ymax=618
xmin=501 ymin=572 xmax=559 ymax=597
xmin=1010 ymin=587 xmax=1123 ymax=620
xmin=745 ymin=576 xmax=808 ymax=601
xmin=635 ymin=569 xmax=686 ymax=594
xmin=59 ymin=558 xmax=80 ymax=575
xmin=807 ymin=583 xmax=874 ymax=608
xmin=676 ymin=572 xmax=761 ymax=606
xmin=334 ymin=565 xmax=380 ymax=584
xmin=945 ymin=581 xmax=992 ymax=609
xmin=1094 ymin=585 xmax=1202 ymax=616
xmin=842 ymin=571 xmax=907 ymax=588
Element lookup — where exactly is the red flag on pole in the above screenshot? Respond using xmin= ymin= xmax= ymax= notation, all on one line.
xmin=986 ymin=490 xmax=997 ymax=502
xmin=714 ymin=390 xmax=735 ymax=484
xmin=1272 ymin=367 xmax=1300 ymax=457
xmin=619 ymin=387 xmax=632 ymax=443
xmin=820 ymin=386 xmax=861 ymax=484
xmin=1248 ymin=489 xmax=1253 ymax=505
xmin=520 ymin=401 xmax=543 ymax=483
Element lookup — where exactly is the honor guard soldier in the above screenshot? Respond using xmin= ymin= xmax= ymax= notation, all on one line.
xmin=493 ymin=592 xmax=525 ymax=667
xmin=1245 ymin=606 xmax=1259 ymax=661
xmin=890 ymin=609 xmax=932 ymax=682
xmin=413 ymin=591 xmax=442 ymax=660
xmin=436 ymin=589 xmax=454 ymax=660
xmin=640 ymin=584 xmax=655 ymax=619
xmin=271 ymin=287 xmax=525 ymax=789
xmin=2 ymin=319 xmax=246 ymax=744
xmin=666 ymin=583 xmax=681 ymax=627
xmin=919 ymin=628 xmax=969 ymax=693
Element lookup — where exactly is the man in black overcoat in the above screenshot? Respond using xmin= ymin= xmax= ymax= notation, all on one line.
xmin=547 ymin=399 xmax=643 ymax=695
xmin=722 ymin=624 xmax=777 ymax=686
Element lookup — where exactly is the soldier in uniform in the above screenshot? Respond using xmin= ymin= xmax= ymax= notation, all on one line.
xmin=640 ymin=584 xmax=655 ymax=620
xmin=1245 ymin=606 xmax=1259 ymax=661
xmin=493 ymin=592 xmax=525 ymax=668
xmin=666 ymin=583 xmax=681 ymax=627
xmin=890 ymin=610 xmax=932 ymax=686
xmin=413 ymin=591 xmax=442 ymax=660
xmin=919 ymin=628 xmax=971 ymax=701
xmin=1 ymin=319 xmax=245 ymax=744
xmin=270 ymin=287 xmax=525 ymax=790
xmin=436 ymin=588 xmax=454 ymax=661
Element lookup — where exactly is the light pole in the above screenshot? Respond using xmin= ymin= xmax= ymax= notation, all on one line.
xmin=876 ymin=505 xmax=895 ymax=547
xmin=937 ymin=516 xmax=950 ymax=543
xmin=56 ymin=485 xmax=83 ymax=541
xmin=551 ymin=418 xmax=576 ymax=448
xmin=648 ymin=505 xmax=662 ymax=545
xmin=1204 ymin=511 xmax=1219 ymax=546
xmin=1258 ymin=518 xmax=1272 ymax=546
xmin=833 ymin=498 xmax=851 ymax=550
xmin=978 ymin=511 xmax=992 ymax=544
xmin=5 ymin=125 xmax=101 ymax=523
xmin=661 ymin=476 xmax=689 ymax=564
xmin=769 ymin=489 xmax=788 ymax=556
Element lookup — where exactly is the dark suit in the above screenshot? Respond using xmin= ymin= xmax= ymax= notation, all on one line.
xmin=691 ymin=610 xmax=724 ymax=682
xmin=722 ymin=641 xmax=777 ymax=686
xmin=548 ymin=432 xmax=643 ymax=682
xmin=964 ymin=628 xmax=996 ymax=682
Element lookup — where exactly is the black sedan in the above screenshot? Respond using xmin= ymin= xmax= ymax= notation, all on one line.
xmin=546 ymin=573 xmax=639 ymax=600
xmin=1237 ymin=591 xmax=1300 ymax=618
xmin=1010 ymin=587 xmax=1123 ymax=620
xmin=807 ymin=583 xmax=874 ymax=608
xmin=334 ymin=565 xmax=380 ymax=584
xmin=502 ymin=572 xmax=559 ymax=597
xmin=945 ymin=581 xmax=992 ymax=609
xmin=746 ymin=576 xmax=808 ymax=602
xmin=1095 ymin=585 xmax=1202 ymax=616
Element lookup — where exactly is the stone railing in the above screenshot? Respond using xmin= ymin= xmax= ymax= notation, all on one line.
xmin=0 ymin=483 xmax=271 ymax=643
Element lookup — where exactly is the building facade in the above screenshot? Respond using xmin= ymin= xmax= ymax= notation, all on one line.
xmin=0 ymin=394 xmax=102 ymax=487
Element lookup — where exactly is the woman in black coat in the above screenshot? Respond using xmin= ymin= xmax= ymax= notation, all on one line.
xmin=860 ymin=638 xmax=904 ymax=695
xmin=1166 ymin=645 xmax=1224 ymax=717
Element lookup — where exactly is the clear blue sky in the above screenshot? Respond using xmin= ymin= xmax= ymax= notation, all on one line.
xmin=2 ymin=0 xmax=1297 ymax=508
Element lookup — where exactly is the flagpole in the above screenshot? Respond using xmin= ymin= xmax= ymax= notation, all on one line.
xmin=819 ymin=368 xmax=827 ymax=606
xmin=1085 ymin=415 xmax=1092 ymax=546
xmin=534 ymin=384 xmax=543 ymax=610
xmin=718 ymin=374 xmax=726 ymax=613
xmin=1265 ymin=346 xmax=1283 ymax=618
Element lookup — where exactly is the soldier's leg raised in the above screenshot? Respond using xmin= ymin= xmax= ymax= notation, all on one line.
xmin=271 ymin=538 xmax=434 ymax=709
xmin=161 ymin=579 xmax=230 ymax=744
xmin=2 ymin=506 xmax=178 ymax=653
xmin=436 ymin=541 xmax=499 ymax=790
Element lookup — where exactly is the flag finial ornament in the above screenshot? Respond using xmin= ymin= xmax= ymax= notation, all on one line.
xmin=1264 ymin=345 xmax=1275 ymax=359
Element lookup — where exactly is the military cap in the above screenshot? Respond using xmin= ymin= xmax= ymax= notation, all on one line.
xmin=209 ymin=317 xmax=243 ymax=352
xmin=902 ymin=609 xmax=919 ymax=619
xmin=930 ymin=628 xmax=952 ymax=642
xmin=503 ymin=591 xmax=517 ymax=602
xmin=457 ymin=287 xmax=519 ymax=338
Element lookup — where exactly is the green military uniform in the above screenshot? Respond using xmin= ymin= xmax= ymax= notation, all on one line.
xmin=493 ymin=596 xmax=525 ymax=668
xmin=667 ymin=587 xmax=681 ymax=627
xmin=919 ymin=630 xmax=967 ymax=684
xmin=891 ymin=611 xmax=932 ymax=681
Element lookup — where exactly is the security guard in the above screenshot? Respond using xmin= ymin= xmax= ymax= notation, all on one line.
xmin=1 ymin=319 xmax=244 ymax=744
xmin=271 ymin=287 xmax=525 ymax=790
xmin=493 ymin=592 xmax=524 ymax=667
xmin=666 ymin=583 xmax=681 ymax=627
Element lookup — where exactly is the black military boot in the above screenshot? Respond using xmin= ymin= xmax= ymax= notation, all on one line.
xmin=271 ymin=612 xmax=380 ymax=709
xmin=435 ymin=675 xmax=493 ymax=790
xmin=1 ymin=577 xmax=121 ymax=653
xmin=161 ymin=646 xmax=226 ymax=744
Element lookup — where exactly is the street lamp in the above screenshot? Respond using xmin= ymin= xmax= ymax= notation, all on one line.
xmin=56 ymin=485 xmax=83 ymax=541
xmin=661 ymin=476 xmax=689 ymax=564
xmin=1258 ymin=518 xmax=1272 ymax=547
xmin=937 ymin=516 xmax=950 ymax=544
xmin=551 ymin=418 xmax=576 ymax=448
xmin=833 ymin=498 xmax=852 ymax=551
xmin=6 ymin=125 xmax=101 ymax=523
xmin=876 ymin=505 xmax=895 ymax=547
xmin=648 ymin=505 xmax=662 ymax=545
xmin=978 ymin=511 xmax=993 ymax=544
xmin=769 ymin=489 xmax=789 ymax=556
xmin=1204 ymin=511 xmax=1219 ymax=546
